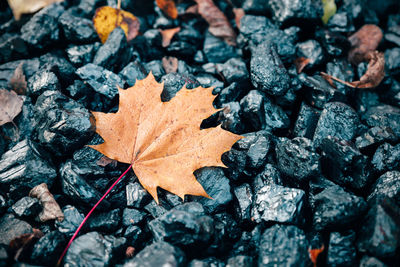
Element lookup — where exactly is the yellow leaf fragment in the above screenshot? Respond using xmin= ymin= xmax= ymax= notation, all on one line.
xmin=89 ymin=74 xmax=242 ymax=202
xmin=7 ymin=0 xmax=64 ymax=20
xmin=321 ymin=0 xmax=336 ymax=24
xmin=93 ymin=6 xmax=140 ymax=43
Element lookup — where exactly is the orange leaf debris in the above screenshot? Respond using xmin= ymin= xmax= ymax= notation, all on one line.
xmin=160 ymin=26 xmax=181 ymax=47
xmin=156 ymin=0 xmax=178 ymax=19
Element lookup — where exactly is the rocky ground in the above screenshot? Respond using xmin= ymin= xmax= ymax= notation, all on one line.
xmin=0 ymin=0 xmax=400 ymax=266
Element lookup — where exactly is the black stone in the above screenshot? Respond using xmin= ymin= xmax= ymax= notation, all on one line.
xmin=30 ymin=231 xmax=66 ymax=266
xmin=122 ymin=208 xmax=146 ymax=227
xmin=368 ymin=171 xmax=400 ymax=204
xmin=0 ymin=140 xmax=57 ymax=200
xmin=327 ymin=12 xmax=355 ymax=32
xmin=268 ymin=0 xmax=323 ymax=25
xmin=233 ymin=183 xmax=253 ymax=223
xmin=188 ymin=258 xmax=224 ymax=267
xmin=276 ymin=137 xmax=320 ymax=182
xmin=313 ymin=102 xmax=360 ymax=147
xmin=226 ymin=255 xmax=254 ymax=267
xmin=325 ymin=59 xmax=355 ymax=94
xmin=11 ymin=197 xmax=41 ymax=218
xmin=240 ymin=90 xmax=265 ymax=131
xmin=93 ymin=27 xmax=131 ymax=72
xmin=206 ymin=213 xmax=241 ymax=255
xmin=0 ymin=34 xmax=28 ymax=64
xmin=144 ymin=200 xmax=168 ymax=218
xmin=123 ymin=241 xmax=186 ymax=267
xmin=126 ymin=182 xmax=152 ymax=209
xmin=64 ymin=232 xmax=126 ymax=266
xmin=251 ymin=184 xmax=306 ymax=225
xmin=87 ymin=208 xmax=121 ymax=232
xmin=27 ymin=70 xmax=60 ymax=98
xmin=148 ymin=202 xmax=214 ymax=249
xmin=32 ymin=90 xmax=94 ymax=157
xmin=215 ymin=82 xmax=244 ymax=108
xmin=252 ymin=164 xmax=283 ymax=192
xmin=258 ymin=224 xmax=311 ymax=267
xmin=161 ymin=73 xmax=200 ymax=101
xmin=123 ymin=225 xmax=147 ymax=249
xmin=357 ymin=200 xmax=400 ymax=258
xmin=363 ymin=105 xmax=400 ymax=136
xmin=119 ymin=61 xmax=147 ymax=87
xmin=145 ymin=60 xmax=165 ymax=81
xmin=203 ymin=31 xmax=236 ymax=63
xmin=66 ymin=43 xmax=100 ymax=67
xmin=359 ymin=256 xmax=388 ymax=267
xmin=312 ymin=184 xmax=367 ymax=231
xmin=39 ymin=52 xmax=76 ymax=85
xmin=0 ymin=195 xmax=6 ymax=215
xmin=263 ymin=95 xmax=290 ymax=131
xmin=385 ymin=47 xmax=400 ymax=76
xmin=371 ymin=143 xmax=400 ymax=173
xmin=59 ymin=11 xmax=98 ymax=43
xmin=0 ymin=59 xmax=40 ymax=89
xmin=296 ymin=40 xmax=325 ymax=68
xmin=190 ymin=167 xmax=232 ymax=214
xmin=355 ymin=126 xmax=398 ymax=153
xmin=76 ymin=63 xmax=125 ymax=99
xmin=218 ymin=102 xmax=245 ymax=134
xmin=218 ymin=58 xmax=249 ymax=84
xmin=294 ymin=102 xmax=321 ymax=139
xmin=0 ymin=214 xmax=32 ymax=246
xmin=55 ymin=205 xmax=84 ymax=235
xmin=327 ymin=231 xmax=357 ymax=267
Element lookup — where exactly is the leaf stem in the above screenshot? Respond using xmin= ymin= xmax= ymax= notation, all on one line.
xmin=56 ymin=164 xmax=133 ymax=267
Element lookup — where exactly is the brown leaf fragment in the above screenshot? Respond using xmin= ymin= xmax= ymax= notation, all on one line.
xmin=89 ymin=73 xmax=242 ymax=202
xmin=348 ymin=24 xmax=383 ymax=65
xmin=93 ymin=6 xmax=140 ymax=43
xmin=185 ymin=4 xmax=199 ymax=14
xmin=126 ymin=246 xmax=135 ymax=258
xmin=321 ymin=51 xmax=385 ymax=89
xmin=9 ymin=228 xmax=43 ymax=261
xmin=194 ymin=0 xmax=237 ymax=46
xmin=29 ymin=183 xmax=64 ymax=222
xmin=9 ymin=62 xmax=27 ymax=95
xmin=7 ymin=0 xmax=64 ymax=20
xmin=96 ymin=156 xmax=117 ymax=167
xmin=156 ymin=0 xmax=178 ymax=19
xmin=309 ymin=245 xmax=325 ymax=267
xmin=0 ymin=89 xmax=23 ymax=126
xmin=160 ymin=27 xmax=181 ymax=47
xmin=162 ymin=56 xmax=179 ymax=74
xmin=294 ymin=57 xmax=311 ymax=74
xmin=233 ymin=8 xmax=245 ymax=29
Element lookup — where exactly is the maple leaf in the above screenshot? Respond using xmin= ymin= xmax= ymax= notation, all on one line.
xmin=88 ymin=73 xmax=242 ymax=202
xmin=0 ymin=89 xmax=23 ymax=126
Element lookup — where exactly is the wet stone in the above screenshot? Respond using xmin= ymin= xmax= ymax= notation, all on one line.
xmin=30 ymin=231 xmax=66 ymax=266
xmin=276 ymin=137 xmax=320 ymax=182
xmin=119 ymin=61 xmax=147 ymax=87
xmin=359 ymin=256 xmax=388 ymax=267
xmin=355 ymin=126 xmax=398 ymax=153
xmin=27 ymin=70 xmax=60 ymax=98
xmin=161 ymin=73 xmax=200 ymax=101
xmin=87 ymin=208 xmax=121 ymax=232
xmin=189 ymin=258 xmax=224 ymax=267
xmin=65 ymin=232 xmax=126 ymax=266
xmin=313 ymin=102 xmax=360 ymax=147
xmin=167 ymin=27 xmax=203 ymax=58
xmin=93 ymin=27 xmax=131 ymax=72
xmin=325 ymin=59 xmax=355 ymax=94
xmin=145 ymin=60 xmax=165 ymax=81
xmin=363 ymin=105 xmax=400 ymax=136
xmin=327 ymin=231 xmax=357 ymax=267
xmin=294 ymin=102 xmax=321 ymax=139
xmin=144 ymin=200 xmax=169 ymax=219
xmin=219 ymin=58 xmax=249 ymax=84
xmin=0 ymin=59 xmax=40 ymax=89
xmin=312 ymin=185 xmax=367 ymax=231
xmin=233 ymin=183 xmax=253 ymax=223
xmin=66 ymin=43 xmax=100 ymax=67
xmin=149 ymin=202 xmax=214 ymax=248
xmin=20 ymin=13 xmax=60 ymax=50
xmin=124 ymin=241 xmax=186 ymax=267
xmin=77 ymin=63 xmax=125 ymax=99
xmin=218 ymin=102 xmax=245 ymax=134
xmin=240 ymin=90 xmax=265 ymax=131
xmin=368 ymin=171 xmax=400 ymax=204
xmin=357 ymin=201 xmax=400 ymax=258
xmin=242 ymin=0 xmax=270 ymax=14
xmin=296 ymin=40 xmax=325 ymax=68
xmin=258 ymin=224 xmax=310 ymax=267
xmin=206 ymin=213 xmax=241 ymax=255
xmin=252 ymin=164 xmax=283 ymax=192
xmin=55 ymin=205 xmax=84 ymax=235
xmin=268 ymin=0 xmax=323 ymax=25
xmin=0 ymin=140 xmax=57 ymax=200
xmin=122 ymin=208 xmax=146 ymax=227
xmin=250 ymin=42 xmax=290 ymax=96
xmin=190 ymin=167 xmax=232 ymax=214
xmin=39 ymin=53 xmax=76 ymax=85
xmin=0 ymin=34 xmax=28 ymax=64
xmin=263 ymin=96 xmax=290 ymax=131
xmin=59 ymin=11 xmax=98 ymax=43
xmin=0 ymin=214 xmax=33 ymax=246
xmin=385 ymin=47 xmax=400 ymax=76
xmin=32 ymin=90 xmax=94 ymax=157
xmin=126 ymin=182 xmax=152 ymax=209
xmin=123 ymin=225 xmax=147 ymax=249
xmin=371 ymin=143 xmax=400 ymax=173
xmin=226 ymin=255 xmax=254 ymax=267
xmin=251 ymin=184 xmax=306 ymax=225
xmin=215 ymin=82 xmax=244 ymax=108
xmin=11 ymin=197 xmax=41 ymax=218
xmin=203 ymin=31 xmax=236 ymax=63
xmin=0 ymin=195 xmax=6 ymax=215
xmin=327 ymin=12 xmax=355 ymax=33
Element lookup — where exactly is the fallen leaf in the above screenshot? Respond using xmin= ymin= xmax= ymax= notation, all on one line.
xmin=30 ymin=183 xmax=64 ymax=222
xmin=89 ymin=73 xmax=242 ymax=202
xmin=96 ymin=156 xmax=118 ymax=167
xmin=321 ymin=51 xmax=385 ymax=89
xmin=194 ymin=0 xmax=237 ymax=46
xmin=126 ymin=246 xmax=135 ymax=258
xmin=7 ymin=0 xmax=64 ymax=20
xmin=185 ymin=4 xmax=199 ymax=14
xmin=93 ymin=6 xmax=140 ymax=43
xmin=9 ymin=62 xmax=27 ymax=95
xmin=309 ymin=245 xmax=325 ymax=267
xmin=10 ymin=228 xmax=43 ymax=261
xmin=160 ymin=27 xmax=181 ymax=47
xmin=233 ymin=8 xmax=245 ymax=29
xmin=0 ymin=89 xmax=23 ymax=126
xmin=162 ymin=56 xmax=179 ymax=73
xmin=294 ymin=57 xmax=310 ymax=74
xmin=348 ymin=24 xmax=383 ymax=65
xmin=156 ymin=0 xmax=178 ymax=19
xmin=321 ymin=0 xmax=337 ymax=24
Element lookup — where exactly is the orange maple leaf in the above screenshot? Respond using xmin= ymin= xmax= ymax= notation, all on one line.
xmin=88 ymin=73 xmax=242 ymax=202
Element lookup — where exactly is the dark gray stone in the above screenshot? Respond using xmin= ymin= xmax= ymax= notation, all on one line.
xmin=20 ymin=13 xmax=59 ymax=50
xmin=0 ymin=214 xmax=33 ymax=246
xmin=55 ymin=205 xmax=84 ymax=234
xmin=122 ymin=208 xmax=146 ymax=227
xmin=161 ymin=73 xmax=200 ymax=101
xmin=233 ymin=183 xmax=253 ymax=222
xmin=31 ymin=231 xmax=66 ymax=266
xmin=119 ymin=61 xmax=147 ymax=87
xmin=11 ymin=197 xmax=41 ymax=218
xmin=27 ymin=71 xmax=60 ymax=98
xmin=66 ymin=43 xmax=100 ymax=67
xmin=294 ymin=102 xmax=321 ymax=139
xmin=355 ymin=126 xmax=398 ymax=153
xmin=268 ymin=0 xmax=323 ymax=25
xmin=218 ymin=58 xmax=249 ymax=84
xmin=327 ymin=231 xmax=357 ymax=267
xmin=372 ymin=143 xmax=400 ymax=173
xmin=368 ymin=171 xmax=400 ymax=204
xmin=296 ymin=40 xmax=325 ymax=68
xmin=87 ymin=208 xmax=121 ymax=232
xmin=126 ymin=182 xmax=152 ymax=209
xmin=203 ymin=31 xmax=236 ymax=63
xmin=59 ymin=11 xmax=98 ymax=43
